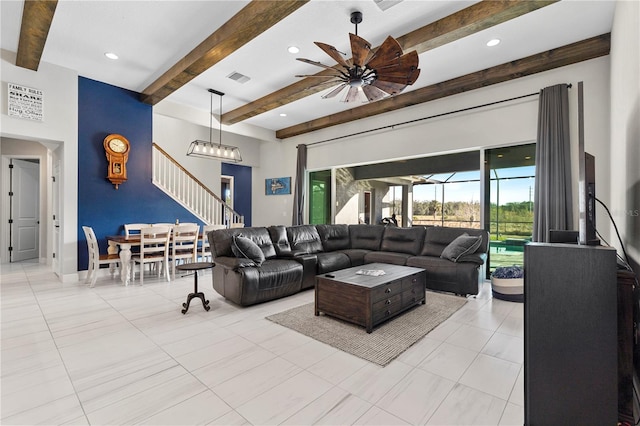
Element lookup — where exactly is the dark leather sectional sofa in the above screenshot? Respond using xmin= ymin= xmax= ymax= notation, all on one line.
xmin=207 ymin=224 xmax=489 ymax=306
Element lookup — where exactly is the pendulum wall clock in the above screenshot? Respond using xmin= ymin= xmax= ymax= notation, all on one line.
xmin=103 ymin=134 xmax=130 ymax=189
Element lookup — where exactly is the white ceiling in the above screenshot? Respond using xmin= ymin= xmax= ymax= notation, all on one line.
xmin=1 ymin=0 xmax=616 ymax=133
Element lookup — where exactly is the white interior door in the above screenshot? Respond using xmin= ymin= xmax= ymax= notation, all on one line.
xmin=52 ymin=160 xmax=60 ymax=271
xmin=11 ymin=159 xmax=40 ymax=262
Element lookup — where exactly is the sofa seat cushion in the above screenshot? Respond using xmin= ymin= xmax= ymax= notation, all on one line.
xmin=316 ymin=252 xmax=351 ymax=274
xmin=406 ymin=255 xmax=480 ymax=295
xmin=337 ymin=249 xmax=370 ymax=266
xmin=238 ymin=259 xmax=303 ymax=290
xmin=364 ymin=251 xmax=411 ymax=265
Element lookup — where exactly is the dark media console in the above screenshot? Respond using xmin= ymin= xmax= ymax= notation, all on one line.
xmin=525 ymin=243 xmax=618 ymax=425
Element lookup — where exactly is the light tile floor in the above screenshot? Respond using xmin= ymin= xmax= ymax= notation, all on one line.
xmin=1 ymin=260 xmax=524 ymax=425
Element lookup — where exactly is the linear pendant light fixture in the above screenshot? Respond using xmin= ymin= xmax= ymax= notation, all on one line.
xmin=187 ymin=88 xmax=242 ymax=162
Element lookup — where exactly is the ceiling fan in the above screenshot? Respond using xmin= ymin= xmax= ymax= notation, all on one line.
xmin=296 ymin=11 xmax=420 ymax=103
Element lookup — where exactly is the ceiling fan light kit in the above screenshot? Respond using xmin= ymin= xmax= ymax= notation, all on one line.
xmin=187 ymin=88 xmax=242 ymax=163
xmin=296 ymin=11 xmax=420 ymax=104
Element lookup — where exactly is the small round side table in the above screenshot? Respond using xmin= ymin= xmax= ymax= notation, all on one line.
xmin=176 ymin=262 xmax=214 ymax=314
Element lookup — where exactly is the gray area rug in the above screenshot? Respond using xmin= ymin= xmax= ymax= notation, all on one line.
xmin=266 ymin=292 xmax=467 ymax=366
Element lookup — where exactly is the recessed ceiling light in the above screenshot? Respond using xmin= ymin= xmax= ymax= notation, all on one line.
xmin=486 ymin=39 xmax=501 ymax=47
xmin=279 ymin=113 xmax=287 ymax=117
xmin=104 ymin=52 xmax=119 ymax=60
xmin=287 ymin=46 xmax=300 ymax=54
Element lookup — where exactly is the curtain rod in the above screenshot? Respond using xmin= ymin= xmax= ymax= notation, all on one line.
xmin=302 ymin=83 xmax=572 ymax=148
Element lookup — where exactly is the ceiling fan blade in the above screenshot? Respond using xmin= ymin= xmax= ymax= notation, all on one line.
xmin=373 ymin=51 xmax=419 ymax=73
xmin=371 ymin=80 xmax=407 ymax=96
xmin=343 ymin=86 xmax=361 ymax=103
xmin=376 ymin=68 xmax=421 ymax=85
xmin=365 ymin=36 xmax=403 ymax=70
xmin=322 ymin=83 xmax=348 ymax=99
xmin=350 ymin=33 xmax=372 ymax=68
xmin=295 ymin=74 xmax=343 ymax=79
xmin=296 ymin=57 xmax=334 ymax=69
xmin=362 ymin=85 xmax=388 ymax=102
xmin=314 ymin=42 xmax=350 ymax=68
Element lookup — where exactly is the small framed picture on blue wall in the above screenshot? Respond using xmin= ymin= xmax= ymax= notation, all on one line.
xmin=265 ymin=177 xmax=291 ymax=195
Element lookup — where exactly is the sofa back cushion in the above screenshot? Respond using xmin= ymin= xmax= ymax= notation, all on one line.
xmin=380 ymin=226 xmax=426 ymax=255
xmin=421 ymin=226 xmax=489 ymax=257
xmin=268 ymin=225 xmax=292 ymax=256
xmin=209 ymin=227 xmax=277 ymax=259
xmin=316 ymin=224 xmax=350 ymax=251
xmin=286 ymin=225 xmax=324 ymax=254
xmin=349 ymin=224 xmax=385 ymax=250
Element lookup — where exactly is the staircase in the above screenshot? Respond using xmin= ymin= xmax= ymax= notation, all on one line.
xmin=152 ymin=143 xmax=244 ymax=227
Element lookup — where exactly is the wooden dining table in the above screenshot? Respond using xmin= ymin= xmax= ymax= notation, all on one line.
xmin=107 ymin=232 xmax=206 ymax=286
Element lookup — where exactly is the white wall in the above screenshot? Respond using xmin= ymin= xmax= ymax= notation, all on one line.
xmin=610 ymin=0 xmax=640 ymax=268
xmin=0 ymin=49 xmax=78 ymax=280
xmin=252 ymin=57 xmax=613 ymax=241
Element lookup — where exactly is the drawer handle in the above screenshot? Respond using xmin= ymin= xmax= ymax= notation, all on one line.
xmin=412 ymin=278 xmax=417 ymax=283
xmin=385 ymin=288 xmax=392 ymax=294
xmin=385 ymin=310 xmax=391 ymax=316
xmin=385 ymin=299 xmax=391 ymax=305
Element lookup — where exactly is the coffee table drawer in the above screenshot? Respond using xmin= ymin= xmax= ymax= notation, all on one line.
xmin=373 ymin=293 xmax=402 ymax=312
xmin=373 ymin=297 xmax=404 ymax=323
xmin=402 ymin=273 xmax=423 ymax=290
xmin=371 ymin=279 xmax=403 ymax=302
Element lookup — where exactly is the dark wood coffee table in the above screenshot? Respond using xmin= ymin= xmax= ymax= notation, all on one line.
xmin=315 ymin=263 xmax=426 ymax=333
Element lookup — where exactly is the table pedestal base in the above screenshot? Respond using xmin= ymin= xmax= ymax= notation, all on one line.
xmin=182 ymin=292 xmax=210 ymax=314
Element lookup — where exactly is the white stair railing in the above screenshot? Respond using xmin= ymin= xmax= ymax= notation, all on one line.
xmin=152 ymin=143 xmax=244 ymax=227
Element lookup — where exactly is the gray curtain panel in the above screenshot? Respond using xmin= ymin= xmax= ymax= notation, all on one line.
xmin=532 ymin=84 xmax=573 ymax=242
xmin=292 ymin=144 xmax=307 ymax=225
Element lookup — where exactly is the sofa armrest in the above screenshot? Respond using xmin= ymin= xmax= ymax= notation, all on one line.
xmin=214 ymin=256 xmax=256 ymax=270
xmin=278 ymin=250 xmax=310 ymax=258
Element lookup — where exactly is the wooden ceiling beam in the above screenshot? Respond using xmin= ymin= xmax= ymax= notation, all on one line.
xmin=140 ymin=0 xmax=309 ymax=105
xmin=275 ymin=33 xmax=611 ymax=139
xmin=16 ymin=0 xmax=58 ymax=71
xmin=222 ymin=0 xmax=557 ymax=125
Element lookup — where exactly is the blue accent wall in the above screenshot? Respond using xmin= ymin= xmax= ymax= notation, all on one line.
xmin=222 ymin=163 xmax=252 ymax=227
xmin=77 ymin=77 xmax=203 ymax=270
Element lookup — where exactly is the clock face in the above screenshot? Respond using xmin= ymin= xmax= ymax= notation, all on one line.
xmin=109 ymin=138 xmax=127 ymax=153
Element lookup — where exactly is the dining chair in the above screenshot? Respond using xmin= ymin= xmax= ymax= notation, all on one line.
xmin=124 ymin=223 xmax=151 ymax=237
xmin=200 ymin=224 xmax=226 ymax=262
xmin=169 ymin=224 xmax=200 ymax=280
xmin=82 ymin=226 xmax=120 ymax=287
xmin=131 ymin=226 xmax=171 ymax=284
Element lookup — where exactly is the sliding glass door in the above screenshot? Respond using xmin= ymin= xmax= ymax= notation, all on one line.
xmin=484 ymin=144 xmax=536 ymax=272
xmin=309 ymin=170 xmax=331 ymax=224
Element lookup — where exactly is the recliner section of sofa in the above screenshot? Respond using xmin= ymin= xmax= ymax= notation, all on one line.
xmin=209 ymin=227 xmax=303 ymax=306
xmin=208 ymin=224 xmax=489 ymax=306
